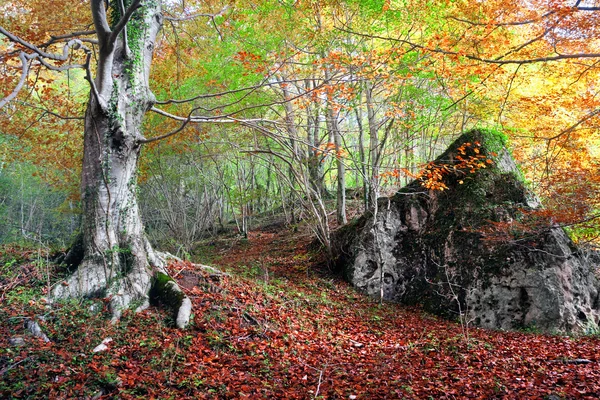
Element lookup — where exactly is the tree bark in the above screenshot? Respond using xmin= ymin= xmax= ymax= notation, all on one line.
xmin=51 ymin=0 xmax=191 ymax=328
xmin=365 ymin=80 xmax=379 ymax=211
xmin=305 ymin=79 xmax=327 ymax=198
xmin=355 ymin=95 xmax=369 ymax=212
xmin=327 ymin=105 xmax=347 ymax=225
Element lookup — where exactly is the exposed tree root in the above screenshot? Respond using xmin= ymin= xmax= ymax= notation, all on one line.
xmin=149 ymin=272 xmax=192 ymax=329
xmin=50 ymin=241 xmax=193 ymax=329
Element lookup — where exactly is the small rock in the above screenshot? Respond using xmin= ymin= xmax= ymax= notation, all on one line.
xmin=92 ymin=337 xmax=113 ymax=353
xmin=9 ymin=337 xmax=25 ymax=347
xmin=24 ymin=319 xmax=50 ymax=342
xmin=89 ymin=302 xmax=103 ymax=314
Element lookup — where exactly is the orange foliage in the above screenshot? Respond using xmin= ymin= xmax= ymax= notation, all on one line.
xmin=395 ymin=142 xmax=494 ymax=191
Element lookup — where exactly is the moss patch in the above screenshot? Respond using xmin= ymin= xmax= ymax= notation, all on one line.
xmin=149 ymin=272 xmax=184 ymax=312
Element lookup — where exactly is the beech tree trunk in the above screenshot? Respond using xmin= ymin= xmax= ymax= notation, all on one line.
xmin=328 ymin=108 xmax=347 ymax=225
xmin=51 ymin=0 xmax=191 ymax=327
xmin=306 ymin=79 xmax=327 ymax=198
xmin=365 ymin=81 xmax=379 ymax=210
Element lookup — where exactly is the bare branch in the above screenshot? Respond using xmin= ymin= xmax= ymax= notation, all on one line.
xmin=0 ymin=52 xmax=31 ymax=109
xmin=139 ymin=107 xmax=272 ymax=144
xmin=576 ymin=4 xmax=600 ymax=10
xmin=0 ymin=26 xmax=87 ymax=61
xmin=337 ymin=27 xmax=600 ymax=65
xmin=80 ymin=49 xmax=106 ymax=110
xmin=547 ymin=108 xmax=600 ymax=141
xmin=149 ymin=106 xmax=240 ymax=123
xmin=0 ymin=24 xmax=100 ymax=110
xmin=448 ymin=11 xmax=556 ymax=27
xmin=117 ymin=0 xmax=130 ymax=57
xmin=17 ymin=101 xmax=85 ymax=121
xmin=164 ymin=5 xmax=229 ymax=22
xmin=149 ymin=106 xmax=274 ymax=124
xmin=36 ymin=56 xmax=88 ymax=72
xmin=164 ymin=12 xmax=217 ymax=21
xmin=140 ymin=115 xmax=192 ymax=143
xmin=47 ymin=30 xmax=98 ymax=46
xmin=500 ymin=25 xmax=554 ymax=60
xmin=497 ymin=64 xmax=522 ymax=123
xmin=158 ymin=76 xmax=327 ymax=104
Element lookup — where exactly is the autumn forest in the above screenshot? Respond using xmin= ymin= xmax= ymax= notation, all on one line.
xmin=1 ymin=0 xmax=600 ymax=398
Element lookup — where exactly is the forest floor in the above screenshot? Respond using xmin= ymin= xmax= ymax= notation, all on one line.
xmin=1 ymin=221 xmax=600 ymax=399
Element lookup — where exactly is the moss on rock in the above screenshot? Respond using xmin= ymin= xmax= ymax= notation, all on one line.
xmin=333 ymin=129 xmax=600 ymax=333
xmin=150 ymin=272 xmax=185 ymax=315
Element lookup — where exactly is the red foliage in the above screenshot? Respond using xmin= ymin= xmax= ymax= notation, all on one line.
xmin=1 ymin=230 xmax=600 ymax=399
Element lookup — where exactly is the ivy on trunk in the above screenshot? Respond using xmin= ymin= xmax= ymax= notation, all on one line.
xmin=48 ymin=0 xmax=191 ymax=328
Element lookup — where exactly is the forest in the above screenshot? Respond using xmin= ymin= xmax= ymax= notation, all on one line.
xmin=1 ymin=0 xmax=600 ymax=398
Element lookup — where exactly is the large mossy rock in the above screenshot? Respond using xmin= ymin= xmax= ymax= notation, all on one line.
xmin=333 ymin=129 xmax=600 ymax=333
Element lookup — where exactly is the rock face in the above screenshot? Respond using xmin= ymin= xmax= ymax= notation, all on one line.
xmin=333 ymin=129 xmax=600 ymax=333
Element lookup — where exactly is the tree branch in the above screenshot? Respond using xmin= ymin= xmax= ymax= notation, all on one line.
xmin=0 ymin=52 xmax=31 ymax=109
xmin=157 ymin=77 xmax=326 ymax=104
xmin=17 ymin=101 xmax=85 ymax=120
xmin=47 ymin=30 xmax=98 ymax=46
xmin=164 ymin=5 xmax=229 ymax=22
xmin=90 ymin=0 xmax=111 ymax=43
xmin=338 ymin=27 xmax=600 ymax=65
xmin=0 ymin=26 xmax=94 ymax=109
xmin=0 ymin=26 xmax=86 ymax=61
xmin=139 ymin=107 xmax=272 ymax=144
xmin=149 ymin=106 xmax=242 ymax=123
xmin=547 ymin=108 xmax=600 ymax=141
xmin=139 ymin=114 xmax=192 ymax=143
xmin=448 ymin=11 xmax=556 ymax=27
xmin=79 ymin=54 xmax=105 ymax=111
xmin=117 ymin=0 xmax=130 ymax=57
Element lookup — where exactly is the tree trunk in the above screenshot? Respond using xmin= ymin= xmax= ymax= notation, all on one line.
xmin=365 ymin=80 xmax=379 ymax=211
xmin=51 ymin=0 xmax=191 ymax=328
xmin=327 ymin=105 xmax=347 ymax=225
xmin=306 ymin=79 xmax=327 ymax=198
xmin=281 ymin=78 xmax=301 ymax=223
xmin=355 ymin=98 xmax=369 ymax=212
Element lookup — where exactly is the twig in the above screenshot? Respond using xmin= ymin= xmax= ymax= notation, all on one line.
xmin=315 ymin=368 xmax=324 ymax=399
xmin=168 ymin=337 xmax=180 ymax=384
xmin=0 ymin=357 xmax=32 ymax=376
xmin=299 ymin=359 xmax=331 ymax=399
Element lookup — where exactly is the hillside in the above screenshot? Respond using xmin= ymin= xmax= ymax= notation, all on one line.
xmin=1 ymin=223 xmax=600 ymax=399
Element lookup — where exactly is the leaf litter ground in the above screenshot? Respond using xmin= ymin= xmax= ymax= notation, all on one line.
xmin=1 ymin=226 xmax=599 ymax=399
